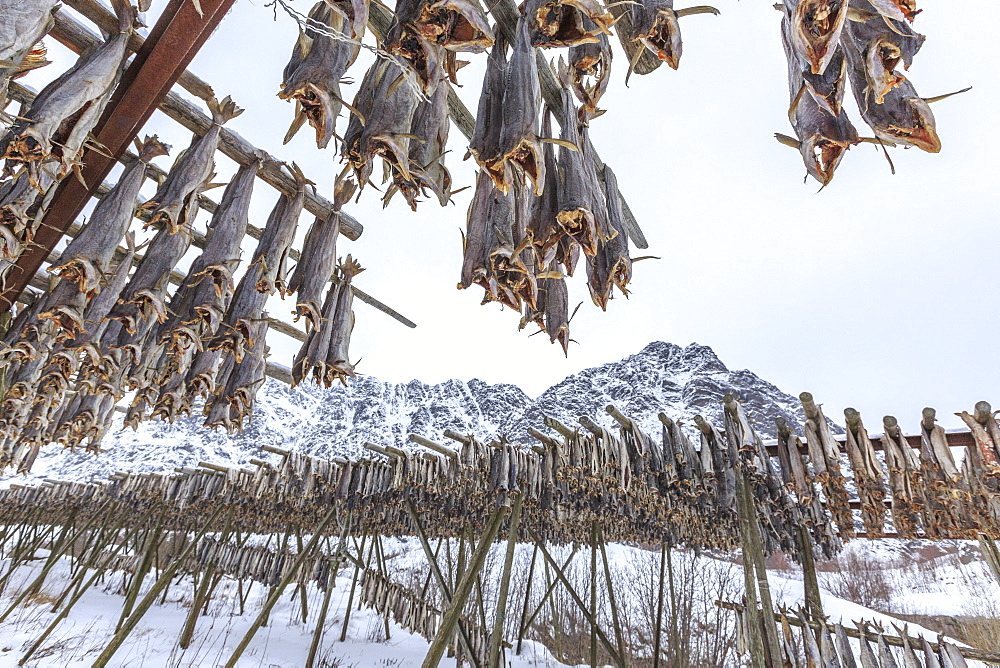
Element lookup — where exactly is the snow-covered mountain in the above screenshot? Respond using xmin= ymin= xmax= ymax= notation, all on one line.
xmin=10 ymin=341 xmax=826 ymax=483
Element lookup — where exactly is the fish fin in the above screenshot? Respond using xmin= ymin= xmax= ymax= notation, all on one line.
xmin=626 ymin=40 xmax=644 ymax=87
xmin=283 ymin=106 xmax=308 ymax=144
xmin=774 ymin=133 xmax=801 ymax=149
xmin=540 ymin=137 xmax=580 ymax=151
xmin=923 ymin=86 xmax=972 ymax=103
xmin=675 ymin=5 xmax=720 ymax=17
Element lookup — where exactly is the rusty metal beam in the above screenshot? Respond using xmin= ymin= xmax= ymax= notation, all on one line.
xmin=0 ymin=0 xmax=237 ymax=311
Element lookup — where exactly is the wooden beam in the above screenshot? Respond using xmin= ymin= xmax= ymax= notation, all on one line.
xmin=0 ymin=0 xmax=239 ymax=311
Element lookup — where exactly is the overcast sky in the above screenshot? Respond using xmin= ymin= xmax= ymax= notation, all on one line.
xmin=21 ymin=0 xmax=1000 ymax=434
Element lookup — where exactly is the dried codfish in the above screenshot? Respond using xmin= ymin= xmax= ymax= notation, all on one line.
xmin=785 ymin=0 xmax=848 ymax=76
xmin=204 ymin=315 xmax=269 ymax=433
xmin=210 ymin=164 xmax=307 ymax=362
xmin=568 ymin=30 xmax=611 ymax=120
xmin=400 ymin=82 xmax=451 ymax=208
xmin=35 ymin=138 xmax=168 ymax=343
xmin=585 ymin=164 xmax=631 ymax=310
xmin=541 ymin=271 xmax=570 ymax=354
xmin=458 ymin=170 xmax=494 ymax=292
xmin=288 ymin=177 xmax=353 ymax=331
xmin=844 ymin=2 xmax=924 ymax=105
xmin=554 ymin=86 xmax=598 ymax=256
xmin=0 ymin=168 xmax=53 ymax=262
xmin=410 ymin=0 xmax=494 ymax=53
xmin=843 ymin=408 xmax=887 ymax=536
xmin=867 ymin=0 xmax=919 ymax=23
xmin=279 ymin=1 xmax=359 ymax=149
xmin=0 ymin=0 xmax=58 ymax=107
xmin=387 ymin=0 xmax=448 ymax=94
xmin=467 ymin=32 xmax=508 ymax=182
xmin=342 ymin=59 xmax=419 ymax=187
xmin=0 ymin=0 xmax=134 ymax=176
xmin=843 ymin=9 xmax=939 ymax=153
xmin=525 ymin=0 xmax=612 ymax=49
xmin=106 ymin=224 xmax=194 ymax=337
xmin=138 ymin=97 xmax=242 ymax=233
xmin=291 ymin=256 xmax=363 ymax=387
xmin=779 ymin=7 xmax=858 ymax=185
xmin=631 ymin=0 xmax=679 ymax=69
xmin=497 ymin=18 xmax=545 ymax=196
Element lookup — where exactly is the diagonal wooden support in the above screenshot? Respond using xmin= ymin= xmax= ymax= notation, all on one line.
xmin=0 ymin=0 xmax=238 ymax=311
xmin=488 ymin=492 xmax=524 ymax=667
xmin=422 ymin=506 xmax=505 ymax=668
xmin=404 ymin=498 xmax=481 ymax=667
xmin=526 ymin=527 xmax=625 ymax=668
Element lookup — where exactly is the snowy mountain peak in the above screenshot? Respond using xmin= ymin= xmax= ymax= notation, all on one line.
xmin=9 ymin=342 xmax=822 ymax=483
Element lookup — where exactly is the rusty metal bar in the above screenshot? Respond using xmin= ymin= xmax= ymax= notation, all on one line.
xmin=0 ymin=0 xmax=237 ymax=311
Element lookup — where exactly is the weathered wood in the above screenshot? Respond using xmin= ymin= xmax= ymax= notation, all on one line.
xmin=409 ymin=434 xmax=459 ymax=459
xmin=488 ymin=493 xmax=524 ymax=667
xmin=422 ymin=508 xmax=505 ymax=668
xmin=223 ymin=507 xmax=337 ymax=668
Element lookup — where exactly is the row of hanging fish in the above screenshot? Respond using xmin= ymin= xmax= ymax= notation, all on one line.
xmin=4 ymin=395 xmax=998 ymax=549
xmin=776 ymin=0 xmax=961 ymax=185
xmin=361 ymin=568 xmax=498 ymax=665
xmin=275 ymin=0 xmax=695 ymax=354
xmin=0 ymin=96 xmax=364 ymax=473
xmin=731 ymin=603 xmax=972 ymax=668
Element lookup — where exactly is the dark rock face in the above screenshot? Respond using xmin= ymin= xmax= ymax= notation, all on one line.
xmin=9 ymin=342 xmax=833 ymax=482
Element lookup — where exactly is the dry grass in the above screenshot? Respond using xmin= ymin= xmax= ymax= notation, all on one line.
xmin=823 ymin=549 xmax=893 ymax=610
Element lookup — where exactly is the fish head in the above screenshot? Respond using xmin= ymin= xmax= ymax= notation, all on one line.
xmin=638 ymin=9 xmax=682 ymax=69
xmin=800 ymin=133 xmax=852 ymax=186
xmin=883 ymin=97 xmax=940 ymax=153
xmin=865 ymin=36 xmax=905 ymax=104
xmin=419 ymin=0 xmax=495 ymax=51
xmin=792 ymin=0 xmax=849 ymax=75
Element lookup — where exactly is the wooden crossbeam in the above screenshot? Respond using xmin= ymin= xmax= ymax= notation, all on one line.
xmin=0 ymin=0 xmax=238 ymax=311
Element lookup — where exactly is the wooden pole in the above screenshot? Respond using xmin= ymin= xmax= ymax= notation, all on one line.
xmin=339 ymin=532 xmax=368 ymax=642
xmin=527 ymin=529 xmax=625 ymax=667
xmin=19 ymin=520 xmax=139 ymax=666
xmin=116 ymin=506 xmax=167 ymax=631
xmin=178 ymin=512 xmax=234 ymax=649
xmin=598 ymin=526 xmax=627 ymax=667
xmin=223 ymin=507 xmax=337 ymax=668
xmin=797 ymin=524 xmax=824 ymax=622
xmin=652 ymin=544 xmax=666 ymax=668
xmin=515 ymin=543 xmax=538 ymax=654
xmin=422 ymin=507 xmax=505 ymax=668
xmin=519 ymin=545 xmax=581 ymax=650
xmin=589 ymin=521 xmax=598 ymax=668
xmin=94 ymin=507 xmax=227 ymax=668
xmin=488 ymin=493 xmax=524 ymax=667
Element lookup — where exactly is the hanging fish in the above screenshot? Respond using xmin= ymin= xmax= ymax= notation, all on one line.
xmin=524 ymin=0 xmax=612 ymax=48
xmin=842 ymin=10 xmax=939 ymax=153
xmin=0 ymin=0 xmax=58 ymax=108
xmin=778 ymin=7 xmax=858 ymax=185
xmin=211 ymin=163 xmax=307 ymax=362
xmin=204 ymin=315 xmax=269 ymax=433
xmin=496 ymin=17 xmax=545 ymax=196
xmin=386 ymin=0 xmax=448 ymax=94
xmin=279 ymin=1 xmax=360 ymax=149
xmin=585 ymin=164 xmax=631 ymax=310
xmin=328 ymin=0 xmax=369 ymax=39
xmin=467 ymin=32 xmax=509 ymax=183
xmin=458 ymin=170 xmax=495 ymax=293
xmin=138 ymin=97 xmax=242 ymax=233
xmin=542 ymin=271 xmax=570 ymax=354
xmin=525 ymin=112 xmax=565 ymax=270
xmin=288 ymin=177 xmax=353 ymax=331
xmin=398 ymin=81 xmax=451 ymax=208
xmin=568 ymin=29 xmax=611 ymax=120
xmin=291 ymin=255 xmax=363 ymax=387
xmin=785 ymin=0 xmax=849 ymax=76
xmin=36 ymin=137 xmax=169 ymax=342
xmin=844 ymin=4 xmax=924 ymax=105
xmin=342 ymin=59 xmax=420 ymax=187
xmin=554 ymin=85 xmax=598 ymax=256
xmin=411 ymin=0 xmax=494 ymax=53
xmin=867 ymin=0 xmax=919 ymax=23
xmin=0 ymin=0 xmax=135 ymax=178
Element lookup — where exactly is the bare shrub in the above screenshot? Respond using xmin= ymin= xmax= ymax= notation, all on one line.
xmin=824 ymin=550 xmax=892 ymax=610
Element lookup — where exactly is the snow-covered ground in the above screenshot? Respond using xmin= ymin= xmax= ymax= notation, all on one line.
xmin=2 ymin=536 xmax=995 ymax=667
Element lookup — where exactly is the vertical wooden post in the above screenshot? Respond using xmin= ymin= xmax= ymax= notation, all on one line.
xmin=488 ymin=493 xmax=523 ymax=667
xmin=117 ymin=506 xmax=167 ymax=631
xmin=590 ymin=522 xmax=598 ymax=668
xmin=306 ymin=578 xmax=335 ymax=668
xmin=295 ymin=528 xmax=310 ymax=624
xmin=797 ymin=525 xmax=824 ymax=622
xmin=223 ymin=507 xmax=337 ymax=668
xmin=422 ymin=507 xmax=505 ymax=668
xmin=374 ymin=534 xmax=391 ymax=640
xmin=981 ymin=536 xmax=1000 ymax=586
xmin=178 ymin=512 xmax=233 ymax=649
xmin=598 ymin=525 xmax=627 ymax=667
xmin=339 ymin=532 xmax=368 ymax=642
xmin=652 ymin=544 xmax=666 ymax=668
xmin=515 ymin=543 xmax=538 ymax=654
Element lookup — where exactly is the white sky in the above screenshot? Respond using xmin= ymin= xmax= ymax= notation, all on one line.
xmin=18 ymin=0 xmax=1000 ymax=433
